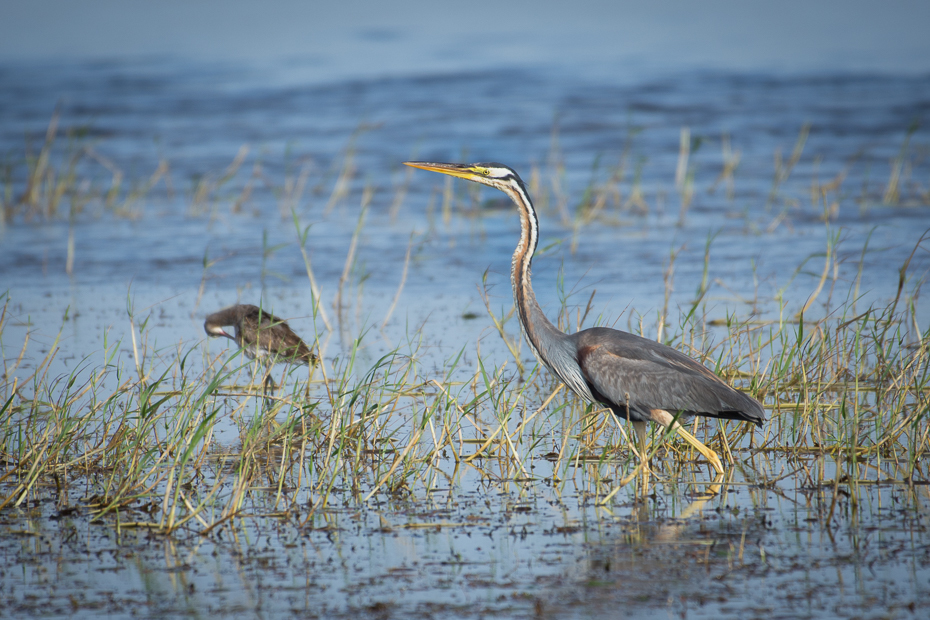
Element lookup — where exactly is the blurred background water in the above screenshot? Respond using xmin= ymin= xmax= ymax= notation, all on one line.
xmin=2 ymin=1 xmax=928 ymax=368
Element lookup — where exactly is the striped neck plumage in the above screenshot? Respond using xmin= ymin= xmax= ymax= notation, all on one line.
xmin=502 ymin=177 xmax=565 ymax=365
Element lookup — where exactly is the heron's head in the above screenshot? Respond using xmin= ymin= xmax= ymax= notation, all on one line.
xmin=204 ymin=306 xmax=243 ymax=339
xmin=404 ymin=161 xmax=524 ymax=193
xmin=204 ymin=320 xmax=230 ymax=339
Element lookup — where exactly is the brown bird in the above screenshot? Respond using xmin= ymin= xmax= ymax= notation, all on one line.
xmin=405 ymin=161 xmax=764 ymax=474
xmin=204 ymin=304 xmax=316 ymax=389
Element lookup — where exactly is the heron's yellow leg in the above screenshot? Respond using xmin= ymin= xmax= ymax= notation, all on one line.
xmin=672 ymin=425 xmax=725 ymax=474
xmin=631 ymin=420 xmax=650 ymax=493
xmin=632 ymin=420 xmax=648 ymax=454
xmin=649 ymin=409 xmax=725 ymax=475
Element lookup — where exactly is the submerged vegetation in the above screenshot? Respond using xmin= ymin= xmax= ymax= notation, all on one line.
xmin=1 ymin=107 xmax=929 ymax=616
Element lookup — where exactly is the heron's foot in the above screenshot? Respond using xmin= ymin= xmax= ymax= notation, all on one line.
xmin=646 ymin=409 xmax=725 ymax=475
xmin=672 ymin=425 xmax=725 ymax=475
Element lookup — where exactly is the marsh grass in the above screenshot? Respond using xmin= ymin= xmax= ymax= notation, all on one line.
xmin=2 ymin=227 xmax=925 ymax=538
xmin=4 ymin=111 xmax=926 ymax=266
xmin=1 ymin=112 xmax=929 ymax=545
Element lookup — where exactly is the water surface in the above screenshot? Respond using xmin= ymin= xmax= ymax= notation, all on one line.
xmin=1 ymin=59 xmax=929 ymax=618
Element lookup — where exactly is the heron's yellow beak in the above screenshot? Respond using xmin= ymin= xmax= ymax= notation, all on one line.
xmin=404 ymin=161 xmax=485 ymax=182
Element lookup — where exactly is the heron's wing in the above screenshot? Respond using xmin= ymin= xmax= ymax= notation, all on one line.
xmin=239 ymin=306 xmax=286 ymax=328
xmin=575 ymin=328 xmax=764 ymax=424
xmin=238 ymin=307 xmax=284 ymax=349
xmin=271 ymin=327 xmax=314 ymax=365
xmin=241 ymin=307 xmax=314 ymax=365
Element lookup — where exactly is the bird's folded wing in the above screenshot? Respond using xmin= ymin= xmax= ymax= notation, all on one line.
xmin=578 ymin=343 xmax=750 ymax=419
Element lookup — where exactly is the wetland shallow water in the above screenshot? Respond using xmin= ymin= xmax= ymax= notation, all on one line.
xmin=2 ymin=57 xmax=930 ymax=618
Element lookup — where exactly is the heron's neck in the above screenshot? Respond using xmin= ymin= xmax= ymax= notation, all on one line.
xmin=506 ymin=184 xmax=569 ymax=366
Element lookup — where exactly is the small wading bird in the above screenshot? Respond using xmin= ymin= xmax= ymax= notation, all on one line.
xmin=404 ymin=161 xmax=764 ymax=474
xmin=204 ymin=304 xmax=316 ymax=391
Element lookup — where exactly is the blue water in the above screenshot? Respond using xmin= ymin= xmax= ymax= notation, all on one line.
xmin=3 ymin=62 xmax=928 ymax=333
xmin=1 ymin=45 xmax=929 ymax=619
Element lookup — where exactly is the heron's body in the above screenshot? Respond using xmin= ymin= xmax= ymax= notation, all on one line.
xmin=204 ymin=304 xmax=315 ymax=367
xmin=567 ymin=327 xmax=763 ymax=424
xmin=405 ymin=161 xmax=764 ymax=473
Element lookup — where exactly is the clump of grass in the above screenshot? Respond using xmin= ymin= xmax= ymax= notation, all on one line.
xmin=2 ymin=109 xmax=175 ymax=224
